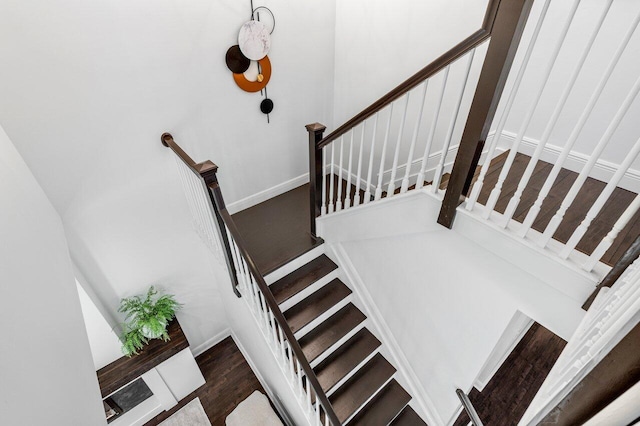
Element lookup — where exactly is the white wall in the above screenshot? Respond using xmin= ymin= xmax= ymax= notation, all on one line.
xmin=0 ymin=124 xmax=105 ymax=425
xmin=495 ymin=0 xmax=640 ymax=177
xmin=0 ymin=0 xmax=336 ymax=352
xmin=333 ymin=0 xmax=489 ymax=126
xmin=76 ymin=281 xmax=124 ymax=370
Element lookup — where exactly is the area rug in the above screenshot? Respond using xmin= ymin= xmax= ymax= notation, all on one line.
xmin=225 ymin=390 xmax=283 ymax=426
xmin=160 ymin=397 xmax=211 ymax=426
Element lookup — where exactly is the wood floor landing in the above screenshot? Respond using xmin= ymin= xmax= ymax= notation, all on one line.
xmin=467 ymin=151 xmax=640 ymax=267
xmin=232 ymin=185 xmax=322 ymax=275
xmin=144 ymin=336 xmax=271 ymax=426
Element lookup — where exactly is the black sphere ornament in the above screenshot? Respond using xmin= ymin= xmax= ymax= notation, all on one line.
xmin=260 ymin=98 xmax=274 ymax=114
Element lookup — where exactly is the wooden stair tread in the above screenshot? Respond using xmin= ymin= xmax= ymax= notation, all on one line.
xmin=299 ymin=303 xmax=366 ymax=363
xmin=314 ymin=328 xmax=381 ymax=393
xmin=284 ymin=279 xmax=352 ymax=333
xmin=391 ymin=405 xmax=428 ymax=426
xmin=349 ymin=380 xmax=411 ymax=426
xmin=270 ymin=254 xmax=338 ymax=305
xmin=329 ymin=353 xmax=396 ymax=423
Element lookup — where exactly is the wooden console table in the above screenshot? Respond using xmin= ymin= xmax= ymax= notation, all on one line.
xmin=97 ymin=319 xmax=189 ymax=398
xmin=96 ymin=319 xmax=204 ymax=425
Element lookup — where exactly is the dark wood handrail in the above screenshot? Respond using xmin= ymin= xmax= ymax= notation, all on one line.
xmin=318 ymin=0 xmax=502 ymax=148
xmin=582 ymin=235 xmax=640 ymax=310
xmin=162 ymin=134 xmax=341 ymax=425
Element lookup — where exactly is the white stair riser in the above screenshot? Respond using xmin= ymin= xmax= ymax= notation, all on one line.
xmin=264 ymin=245 xmax=326 ymax=285
xmin=277 ymin=269 xmax=340 ymax=313
xmin=293 ymin=295 xmax=353 ymax=340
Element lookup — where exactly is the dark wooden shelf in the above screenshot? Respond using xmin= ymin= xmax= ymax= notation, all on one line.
xmin=97 ymin=319 xmax=189 ymax=398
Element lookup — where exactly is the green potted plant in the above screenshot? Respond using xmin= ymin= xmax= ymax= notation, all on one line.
xmin=118 ymin=286 xmax=181 ymax=356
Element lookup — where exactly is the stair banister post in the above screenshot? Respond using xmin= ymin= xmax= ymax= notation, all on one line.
xmin=437 ymin=0 xmax=535 ymax=228
xmin=160 ymin=132 xmax=241 ymax=298
xmin=306 ymin=123 xmax=327 ymax=237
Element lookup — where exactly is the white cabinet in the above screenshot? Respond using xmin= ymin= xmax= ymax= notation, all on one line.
xmin=156 ymin=348 xmax=206 ymax=402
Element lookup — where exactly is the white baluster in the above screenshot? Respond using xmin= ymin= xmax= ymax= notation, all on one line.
xmin=364 ymin=113 xmax=379 ymax=203
xmin=307 ymin=376 xmax=314 ymax=414
xmin=519 ymin=8 xmax=640 ymax=238
xmin=540 ymin=75 xmax=640 ymax=247
xmin=258 ymin=290 xmax=269 ymax=330
xmin=584 ymin=195 xmax=640 ymax=271
xmin=401 ymin=80 xmax=429 ymax=193
xmin=336 ymin=136 xmax=344 ymax=211
xmin=375 ymin=104 xmax=394 ymax=200
xmin=387 ymin=94 xmax=411 ymax=196
xmin=296 ymin=357 xmax=304 ymax=398
xmin=328 ymin=144 xmax=335 ymax=214
xmin=561 ymin=136 xmax=640 ymax=259
xmin=417 ymin=67 xmax=450 ymax=189
xmin=483 ymin=0 xmax=581 ymax=218
xmin=433 ymin=49 xmax=476 ymax=193
xmin=345 ymin=132 xmax=354 ymax=209
xmin=287 ymin=342 xmax=296 ymax=383
xmin=501 ymin=0 xmax=613 ymax=227
xmin=277 ymin=324 xmax=286 ymax=363
xmin=321 ymin=146 xmax=327 ymax=215
xmin=466 ymin=0 xmax=553 ymax=212
xmin=354 ymin=122 xmax=366 ymax=206
xmin=268 ymin=309 xmax=279 ymax=348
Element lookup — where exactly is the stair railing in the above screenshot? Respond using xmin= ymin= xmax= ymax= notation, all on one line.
xmin=461 ymin=0 xmax=640 ymax=272
xmin=520 ymin=252 xmax=640 ymax=425
xmin=161 ymin=133 xmax=341 ymax=426
xmin=455 ymin=389 xmax=484 ymax=426
xmin=306 ymin=0 xmax=535 ymax=236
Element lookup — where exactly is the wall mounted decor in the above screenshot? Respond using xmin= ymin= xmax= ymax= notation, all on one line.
xmin=224 ymin=2 xmax=276 ymax=123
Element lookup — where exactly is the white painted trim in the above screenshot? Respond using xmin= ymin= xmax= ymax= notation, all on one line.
xmin=229 ymin=330 xmax=295 ymax=426
xmin=191 ymin=328 xmax=231 ymax=357
xmin=473 ymin=311 xmax=534 ymax=391
xmin=329 ymin=243 xmax=445 ymax=426
xmin=226 ymin=173 xmax=309 ymax=214
xmin=489 ymin=130 xmax=640 ymax=193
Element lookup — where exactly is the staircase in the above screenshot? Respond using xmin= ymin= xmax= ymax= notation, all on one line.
xmin=268 ymin=248 xmax=427 ymax=425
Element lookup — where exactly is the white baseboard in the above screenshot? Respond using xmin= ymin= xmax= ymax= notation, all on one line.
xmin=226 ymin=173 xmax=309 ymax=214
xmin=329 ymin=243 xmax=445 ymax=426
xmin=229 ymin=330 xmax=295 ymax=426
xmin=490 ymin=130 xmax=640 ymax=193
xmin=329 ymin=145 xmax=459 ymax=197
xmin=191 ymin=328 xmax=231 ymax=357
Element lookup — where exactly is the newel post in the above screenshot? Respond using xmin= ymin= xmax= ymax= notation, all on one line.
xmin=198 ymin=162 xmax=242 ymax=298
xmin=437 ymin=0 xmax=534 ymax=228
xmin=306 ymin=123 xmax=326 ymax=237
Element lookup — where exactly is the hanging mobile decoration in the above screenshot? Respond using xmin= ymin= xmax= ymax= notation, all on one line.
xmin=224 ymin=1 xmax=276 ymax=123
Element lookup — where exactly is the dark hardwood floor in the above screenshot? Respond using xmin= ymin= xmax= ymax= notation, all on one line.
xmin=232 ymin=185 xmax=322 ymax=275
xmin=144 ymin=336 xmax=268 ymax=426
xmin=468 ymin=151 xmax=640 ymax=267
xmin=453 ymin=323 xmax=567 ymax=426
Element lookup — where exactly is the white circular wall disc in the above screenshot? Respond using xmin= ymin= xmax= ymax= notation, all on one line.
xmin=238 ymin=20 xmax=271 ymax=61
xmin=243 ymin=61 xmax=260 ymax=82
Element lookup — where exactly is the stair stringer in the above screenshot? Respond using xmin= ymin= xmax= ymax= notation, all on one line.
xmin=324 ymin=242 xmax=445 ymax=426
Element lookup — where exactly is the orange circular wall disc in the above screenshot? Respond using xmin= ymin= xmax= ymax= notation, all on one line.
xmin=233 ymin=56 xmax=272 ymax=93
